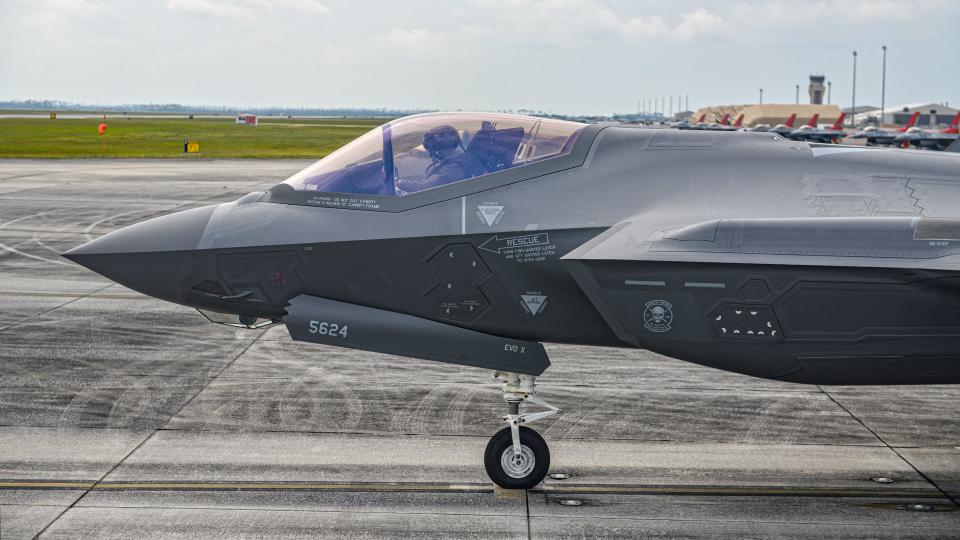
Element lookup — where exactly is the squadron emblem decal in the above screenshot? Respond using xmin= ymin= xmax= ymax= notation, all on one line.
xmin=642 ymin=299 xmax=673 ymax=333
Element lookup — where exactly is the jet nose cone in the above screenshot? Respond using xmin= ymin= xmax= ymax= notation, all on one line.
xmin=63 ymin=205 xmax=217 ymax=302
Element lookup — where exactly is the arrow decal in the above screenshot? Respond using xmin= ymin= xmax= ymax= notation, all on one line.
xmin=479 ymin=232 xmax=550 ymax=254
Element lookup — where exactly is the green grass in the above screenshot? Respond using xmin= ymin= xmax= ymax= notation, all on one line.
xmin=0 ymin=117 xmax=391 ymax=158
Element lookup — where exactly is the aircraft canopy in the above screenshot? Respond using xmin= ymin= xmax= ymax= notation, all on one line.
xmin=282 ymin=113 xmax=585 ymax=197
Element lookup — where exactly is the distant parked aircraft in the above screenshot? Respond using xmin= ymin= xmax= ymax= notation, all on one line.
xmin=785 ymin=114 xmax=820 ymax=140
xmin=789 ymin=113 xmax=846 ymax=144
xmin=851 ymin=111 xmax=921 ymax=146
xmin=894 ymin=112 xmax=960 ymax=151
xmin=701 ymin=113 xmax=740 ymax=132
xmin=676 ymin=113 xmax=708 ymax=130
xmin=768 ymin=113 xmax=798 ymax=137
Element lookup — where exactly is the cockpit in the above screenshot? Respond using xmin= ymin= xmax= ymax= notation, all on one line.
xmin=281 ymin=113 xmax=585 ymax=197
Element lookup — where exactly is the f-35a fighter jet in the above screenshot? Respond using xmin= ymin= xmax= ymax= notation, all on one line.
xmin=65 ymin=112 xmax=960 ymax=489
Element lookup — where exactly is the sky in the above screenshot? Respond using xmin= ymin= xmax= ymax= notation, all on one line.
xmin=1 ymin=0 xmax=958 ymax=115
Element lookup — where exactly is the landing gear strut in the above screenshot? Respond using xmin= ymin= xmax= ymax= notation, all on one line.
xmin=484 ymin=372 xmax=560 ymax=489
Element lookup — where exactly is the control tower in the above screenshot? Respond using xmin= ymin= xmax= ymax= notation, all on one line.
xmin=809 ymin=74 xmax=826 ymax=105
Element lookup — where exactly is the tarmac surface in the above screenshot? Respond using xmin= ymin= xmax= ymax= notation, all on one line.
xmin=0 ymin=159 xmax=958 ymax=539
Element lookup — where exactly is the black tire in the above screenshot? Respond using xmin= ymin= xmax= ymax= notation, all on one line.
xmin=484 ymin=426 xmax=550 ymax=490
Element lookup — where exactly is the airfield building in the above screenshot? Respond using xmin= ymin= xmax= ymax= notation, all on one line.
xmin=850 ymin=103 xmax=959 ymax=128
xmin=808 ymin=75 xmax=825 ymax=105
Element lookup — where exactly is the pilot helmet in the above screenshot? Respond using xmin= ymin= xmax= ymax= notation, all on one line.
xmin=423 ymin=125 xmax=461 ymax=158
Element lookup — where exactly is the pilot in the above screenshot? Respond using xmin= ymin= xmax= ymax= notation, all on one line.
xmin=397 ymin=125 xmax=471 ymax=193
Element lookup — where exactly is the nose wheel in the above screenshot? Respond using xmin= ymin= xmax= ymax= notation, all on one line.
xmin=484 ymin=426 xmax=549 ymax=489
xmin=483 ymin=372 xmax=560 ymax=490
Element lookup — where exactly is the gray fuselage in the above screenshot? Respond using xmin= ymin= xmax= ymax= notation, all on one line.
xmin=65 ymin=127 xmax=960 ymax=385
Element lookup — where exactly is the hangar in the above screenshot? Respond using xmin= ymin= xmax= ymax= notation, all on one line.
xmin=851 ymin=103 xmax=959 ymax=128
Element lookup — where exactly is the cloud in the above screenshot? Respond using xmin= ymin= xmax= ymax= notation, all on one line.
xmin=381 ymin=28 xmax=453 ymax=58
xmin=13 ymin=0 xmax=126 ymax=26
xmin=165 ymin=0 xmax=257 ymax=20
xmin=280 ymin=0 xmax=329 ymax=14
xmin=464 ymin=0 xmax=723 ymax=44
xmin=165 ymin=0 xmax=328 ymax=21
xmin=673 ymin=8 xmax=724 ymax=40
xmin=731 ymin=0 xmax=948 ymax=26
xmin=463 ymin=0 xmax=951 ymax=46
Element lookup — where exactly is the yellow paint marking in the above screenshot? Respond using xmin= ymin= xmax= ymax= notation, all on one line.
xmin=493 ymin=486 xmax=526 ymax=500
xmin=93 ymin=482 xmax=487 ymax=492
xmin=0 ymin=481 xmax=943 ymax=499
xmin=0 ymin=481 xmax=486 ymax=492
xmin=0 ymin=291 xmax=142 ymax=300
xmin=537 ymin=485 xmax=943 ymax=498
xmin=0 ymin=481 xmax=94 ymax=489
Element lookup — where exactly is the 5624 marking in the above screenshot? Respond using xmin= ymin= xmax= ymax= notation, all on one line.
xmin=308 ymin=320 xmax=349 ymax=338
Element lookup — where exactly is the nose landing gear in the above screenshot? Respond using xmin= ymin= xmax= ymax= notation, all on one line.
xmin=483 ymin=372 xmax=560 ymax=489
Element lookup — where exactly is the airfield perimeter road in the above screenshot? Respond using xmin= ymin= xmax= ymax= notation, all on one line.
xmin=0 ymin=160 xmax=958 ymax=539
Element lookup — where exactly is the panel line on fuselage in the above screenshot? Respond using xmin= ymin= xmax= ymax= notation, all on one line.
xmin=684 ymin=282 xmax=727 ymax=289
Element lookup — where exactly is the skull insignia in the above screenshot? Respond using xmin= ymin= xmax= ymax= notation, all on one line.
xmin=643 ymin=300 xmax=674 ymax=333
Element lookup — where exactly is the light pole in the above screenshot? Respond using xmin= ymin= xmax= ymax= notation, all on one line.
xmin=881 ymin=45 xmax=887 ymax=127
xmin=669 ymin=96 xmax=673 ymax=118
xmin=795 ymin=84 xmax=799 ymax=104
xmin=759 ymin=88 xmax=763 ymax=104
xmin=827 ymin=81 xmax=831 ymax=104
xmin=851 ymin=50 xmax=857 ymax=127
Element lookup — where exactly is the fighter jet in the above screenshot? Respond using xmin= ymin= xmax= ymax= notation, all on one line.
xmin=786 ymin=113 xmax=819 ymax=140
xmin=767 ymin=112 xmax=798 ymax=137
xmin=64 ymin=112 xmax=960 ymax=489
xmin=788 ymin=113 xmax=846 ymax=144
xmin=700 ymin=113 xmax=741 ymax=132
xmin=894 ymin=112 xmax=960 ymax=151
xmin=783 ymin=113 xmax=819 ymax=140
xmin=851 ymin=111 xmax=921 ymax=146
xmin=676 ymin=113 xmax=708 ymax=130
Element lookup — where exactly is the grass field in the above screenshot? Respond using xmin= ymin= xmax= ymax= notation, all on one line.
xmin=0 ymin=116 xmax=390 ymax=158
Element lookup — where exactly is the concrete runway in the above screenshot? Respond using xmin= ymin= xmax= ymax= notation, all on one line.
xmin=0 ymin=160 xmax=958 ymax=539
